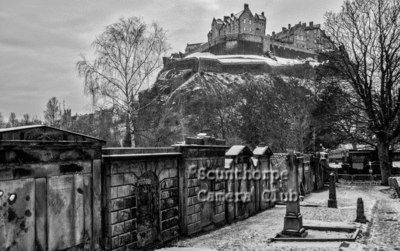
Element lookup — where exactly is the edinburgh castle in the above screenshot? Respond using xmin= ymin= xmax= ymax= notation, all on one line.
xmin=183 ymin=4 xmax=330 ymax=58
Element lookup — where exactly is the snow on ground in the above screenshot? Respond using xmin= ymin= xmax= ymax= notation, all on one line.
xmin=160 ymin=185 xmax=400 ymax=251
xmin=184 ymin=52 xmax=318 ymax=67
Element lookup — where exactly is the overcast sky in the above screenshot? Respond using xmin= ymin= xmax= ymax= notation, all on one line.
xmin=0 ymin=0 xmax=343 ymax=120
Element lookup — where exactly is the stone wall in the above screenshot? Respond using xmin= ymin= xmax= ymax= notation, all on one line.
xmin=176 ymin=145 xmax=229 ymax=235
xmin=164 ymin=57 xmax=273 ymax=75
xmin=198 ymin=58 xmax=223 ymax=72
xmin=270 ymin=153 xmax=322 ymax=200
xmin=103 ymin=149 xmax=182 ymax=250
xmin=269 ymin=40 xmax=317 ymax=60
xmin=165 ymin=58 xmax=198 ymax=72
xmin=270 ymin=153 xmax=288 ymax=200
xmin=208 ymin=39 xmax=263 ymax=55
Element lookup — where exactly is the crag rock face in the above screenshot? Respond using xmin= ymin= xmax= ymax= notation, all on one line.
xmin=136 ymin=70 xmax=273 ymax=146
xmin=137 ymin=64 xmax=316 ymax=150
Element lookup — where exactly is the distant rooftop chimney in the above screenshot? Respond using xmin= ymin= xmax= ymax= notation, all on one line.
xmin=288 ymin=24 xmax=291 ymax=29
xmin=272 ymin=31 xmax=275 ymax=36
xmin=302 ymin=22 xmax=306 ymax=27
xmin=282 ymin=27 xmax=287 ymax=31
xmin=231 ymin=13 xmax=234 ymax=17
xmin=244 ymin=3 xmax=249 ymax=9
xmin=309 ymin=21 xmax=314 ymax=27
xmin=261 ymin=12 xmax=264 ymax=16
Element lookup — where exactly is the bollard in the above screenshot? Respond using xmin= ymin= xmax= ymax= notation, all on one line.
xmin=355 ymin=197 xmax=368 ymax=223
xmin=328 ymin=172 xmax=338 ymax=208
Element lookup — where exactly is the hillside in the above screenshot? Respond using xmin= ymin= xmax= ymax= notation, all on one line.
xmin=136 ymin=63 xmax=317 ymax=151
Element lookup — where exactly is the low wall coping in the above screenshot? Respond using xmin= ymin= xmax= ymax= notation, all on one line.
xmin=102 ymin=152 xmax=182 ymax=160
xmin=173 ymin=145 xmax=230 ymax=149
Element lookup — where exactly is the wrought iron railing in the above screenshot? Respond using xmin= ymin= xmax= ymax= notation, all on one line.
xmin=337 ymin=174 xmax=382 ymax=185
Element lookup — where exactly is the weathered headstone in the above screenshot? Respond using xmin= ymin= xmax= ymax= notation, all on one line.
xmin=280 ymin=152 xmax=307 ymax=237
xmin=328 ymin=172 xmax=338 ymax=208
xmin=355 ymin=197 xmax=368 ymax=223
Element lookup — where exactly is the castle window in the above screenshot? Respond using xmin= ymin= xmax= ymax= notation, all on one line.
xmin=250 ymin=20 xmax=252 ymax=25
xmin=244 ymin=27 xmax=246 ymax=31
xmin=244 ymin=19 xmax=246 ymax=23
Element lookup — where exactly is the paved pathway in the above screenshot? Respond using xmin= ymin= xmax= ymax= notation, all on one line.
xmin=159 ymin=185 xmax=400 ymax=251
xmin=359 ymin=198 xmax=400 ymax=250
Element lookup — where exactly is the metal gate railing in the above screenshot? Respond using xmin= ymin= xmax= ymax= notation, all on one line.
xmin=337 ymin=174 xmax=382 ymax=185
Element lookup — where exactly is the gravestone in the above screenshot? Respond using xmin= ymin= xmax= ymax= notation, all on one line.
xmin=355 ymin=197 xmax=368 ymax=223
xmin=280 ymin=152 xmax=307 ymax=237
xmin=328 ymin=172 xmax=338 ymax=208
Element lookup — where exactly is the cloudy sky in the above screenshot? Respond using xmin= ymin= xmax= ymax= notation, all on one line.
xmin=0 ymin=0 xmax=343 ymax=120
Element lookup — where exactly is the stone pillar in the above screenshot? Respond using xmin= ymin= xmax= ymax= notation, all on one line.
xmin=281 ymin=152 xmax=307 ymax=237
xmin=327 ymin=172 xmax=337 ymax=208
xmin=355 ymin=197 xmax=368 ymax=223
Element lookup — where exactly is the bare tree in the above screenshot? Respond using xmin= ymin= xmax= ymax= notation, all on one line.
xmin=8 ymin=112 xmax=18 ymax=127
xmin=0 ymin=112 xmax=4 ymax=128
xmin=44 ymin=97 xmax=62 ymax=127
xmin=324 ymin=0 xmax=400 ymax=184
xmin=76 ymin=17 xmax=170 ymax=147
xmin=22 ymin=114 xmax=30 ymax=125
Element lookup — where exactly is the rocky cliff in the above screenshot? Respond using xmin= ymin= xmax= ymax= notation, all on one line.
xmin=136 ymin=64 xmax=316 ymax=150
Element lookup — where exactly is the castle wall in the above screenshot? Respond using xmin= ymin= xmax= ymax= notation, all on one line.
xmin=187 ymin=33 xmax=317 ymax=60
xmin=207 ymin=39 xmax=263 ymax=55
xmin=164 ymin=57 xmax=275 ymax=75
xmin=270 ymin=44 xmax=316 ymax=59
xmin=163 ymin=33 xmax=318 ymax=75
xmin=198 ymin=58 xmax=223 ymax=73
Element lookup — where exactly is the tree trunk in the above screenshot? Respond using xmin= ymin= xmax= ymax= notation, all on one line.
xmin=377 ymin=138 xmax=391 ymax=186
xmin=123 ymin=113 xmax=132 ymax=147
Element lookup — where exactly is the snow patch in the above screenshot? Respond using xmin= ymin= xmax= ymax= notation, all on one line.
xmin=184 ymin=52 xmax=319 ymax=67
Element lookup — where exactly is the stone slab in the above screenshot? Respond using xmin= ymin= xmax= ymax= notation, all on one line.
xmin=0 ymin=178 xmax=35 ymax=251
xmin=272 ymin=222 xmax=360 ymax=243
xmin=156 ymin=248 xmax=217 ymax=251
xmin=271 ymin=241 xmax=342 ymax=248
xmin=303 ymin=220 xmax=359 ymax=231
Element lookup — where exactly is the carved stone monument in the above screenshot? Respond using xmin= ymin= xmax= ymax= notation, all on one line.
xmin=328 ymin=172 xmax=338 ymax=208
xmin=355 ymin=197 xmax=368 ymax=223
xmin=280 ymin=152 xmax=307 ymax=237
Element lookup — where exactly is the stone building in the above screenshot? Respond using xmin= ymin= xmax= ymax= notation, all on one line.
xmin=185 ymin=43 xmax=204 ymax=54
xmin=207 ymin=3 xmax=266 ymax=42
xmin=272 ymin=21 xmax=331 ymax=51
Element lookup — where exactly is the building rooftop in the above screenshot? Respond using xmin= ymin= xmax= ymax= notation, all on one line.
xmin=0 ymin=125 xmax=106 ymax=143
xmin=226 ymin=145 xmax=253 ymax=156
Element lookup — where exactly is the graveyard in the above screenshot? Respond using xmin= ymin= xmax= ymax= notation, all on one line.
xmin=2 ymin=0 xmax=400 ymax=250
xmin=1 ymin=125 xmax=400 ymax=250
xmin=162 ymin=185 xmax=400 ymax=251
